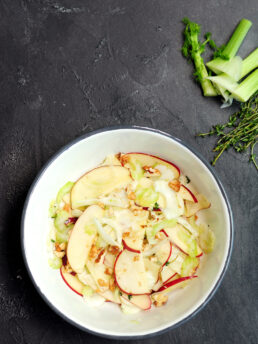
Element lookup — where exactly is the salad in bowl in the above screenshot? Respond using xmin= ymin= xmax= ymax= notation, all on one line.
xmin=48 ymin=152 xmax=215 ymax=314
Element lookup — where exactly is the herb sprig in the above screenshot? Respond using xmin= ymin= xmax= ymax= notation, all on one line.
xmin=198 ymin=92 xmax=258 ymax=170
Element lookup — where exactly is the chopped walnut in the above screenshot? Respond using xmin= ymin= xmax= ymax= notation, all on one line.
xmin=95 ymin=249 xmax=105 ymax=263
xmin=89 ymin=244 xmax=99 ymax=260
xmin=54 ymin=250 xmax=65 ymax=258
xmin=98 ymin=279 xmax=108 ymax=287
xmin=143 ymin=166 xmax=161 ymax=177
xmin=122 ymin=232 xmax=130 ymax=238
xmin=104 ymin=267 xmax=113 ymax=275
xmin=152 ymin=293 xmax=168 ymax=307
xmin=64 ymin=263 xmax=73 ymax=274
xmin=55 ymin=242 xmax=66 ymax=252
xmin=115 ymin=152 xmax=122 ymax=161
xmin=128 ymin=191 xmax=136 ymax=200
xmin=168 ymin=179 xmax=181 ymax=192
xmin=133 ymin=255 xmax=140 ymax=262
xmin=109 ymin=278 xmax=116 ymax=291
xmin=120 ymin=155 xmax=129 ymax=165
xmin=108 ymin=245 xmax=120 ymax=255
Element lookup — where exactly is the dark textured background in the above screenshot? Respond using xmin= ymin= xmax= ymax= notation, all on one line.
xmin=0 ymin=1 xmax=257 ymax=343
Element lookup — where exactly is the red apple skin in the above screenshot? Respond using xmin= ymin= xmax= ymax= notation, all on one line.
xmin=181 ymin=185 xmax=198 ymax=203
xmin=60 ymin=267 xmax=83 ymax=297
xmin=162 ymin=242 xmax=172 ymax=267
xmin=161 ymin=229 xmax=168 ymax=237
xmin=122 ymin=239 xmax=141 ymax=254
xmin=196 ymin=252 xmax=203 ymax=258
xmin=162 ymin=272 xmax=177 ymax=285
xmin=121 ymin=152 xmax=180 ymax=177
xmin=157 ymin=275 xmax=197 ymax=292
xmin=114 ymin=250 xmax=152 ymax=296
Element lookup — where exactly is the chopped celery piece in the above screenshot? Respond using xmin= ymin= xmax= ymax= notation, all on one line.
xmin=152 ymin=219 xmax=177 ymax=235
xmin=56 ymin=181 xmax=74 ymax=204
xmin=82 ymin=285 xmax=94 ymax=298
xmin=54 ymin=210 xmax=70 ymax=232
xmin=241 ymin=48 xmax=258 ymax=79
xmin=231 ymin=69 xmax=258 ymax=102
xmin=130 ymin=159 xmax=144 ymax=181
xmin=48 ymin=256 xmax=62 ymax=269
xmin=178 ymin=230 xmax=198 ymax=257
xmin=55 ymin=230 xmax=69 ymax=243
xmin=198 ymin=224 xmax=215 ymax=253
xmin=49 ymin=200 xmax=57 ymax=218
xmin=221 ymin=19 xmax=252 ymax=60
xmin=135 ymin=187 xmax=159 ymax=208
xmin=181 ymin=256 xmax=199 ymax=277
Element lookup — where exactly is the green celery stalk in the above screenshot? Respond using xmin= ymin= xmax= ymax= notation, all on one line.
xmin=231 ymin=69 xmax=258 ymax=102
xmin=241 ymin=48 xmax=258 ymax=79
xmin=206 ymin=19 xmax=252 ymax=74
xmin=223 ymin=19 xmax=252 ymax=60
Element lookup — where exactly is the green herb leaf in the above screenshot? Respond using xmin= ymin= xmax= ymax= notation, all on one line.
xmin=165 ymin=261 xmax=170 ymax=266
xmin=128 ymin=294 xmax=132 ymax=300
xmin=153 ymin=202 xmax=160 ymax=210
xmin=51 ymin=239 xmax=55 ymax=243
xmin=186 ymin=176 xmax=191 ymax=184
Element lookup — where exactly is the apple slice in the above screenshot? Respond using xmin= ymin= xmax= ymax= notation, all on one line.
xmin=121 ymin=153 xmax=180 ymax=179
xmin=157 ymin=275 xmax=197 ymax=293
xmin=156 ymin=240 xmax=172 ymax=266
xmin=152 ymin=279 xmax=163 ymax=292
xmin=98 ymin=289 xmax=121 ymax=304
xmin=121 ymin=293 xmax=152 ymax=310
xmin=71 ymin=166 xmax=132 ymax=209
xmin=160 ymin=265 xmax=177 ymax=284
xmin=164 ymin=224 xmax=202 ymax=257
xmin=86 ymin=259 xmax=111 ymax=292
xmin=185 ymin=194 xmax=211 ymax=217
xmin=178 ymin=185 xmax=198 ymax=203
xmin=67 ymin=205 xmax=104 ymax=273
xmin=144 ymin=257 xmax=161 ymax=287
xmin=114 ymin=250 xmax=151 ymax=295
xmin=122 ymin=228 xmax=145 ymax=253
xmin=60 ymin=266 xmax=83 ymax=296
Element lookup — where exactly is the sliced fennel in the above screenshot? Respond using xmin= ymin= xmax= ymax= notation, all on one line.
xmin=177 ymin=217 xmax=198 ymax=237
xmin=207 ymin=75 xmax=238 ymax=94
xmin=181 ymin=256 xmax=199 ymax=277
xmin=241 ymin=48 xmax=258 ymax=79
xmin=129 ymin=159 xmax=144 ymax=181
xmin=206 ymin=56 xmax=243 ymax=80
xmin=135 ymin=187 xmax=159 ymax=208
xmin=93 ymin=218 xmax=121 ymax=247
xmin=100 ymin=218 xmax=123 ymax=244
xmin=54 ymin=210 xmax=70 ymax=232
xmin=82 ymin=285 xmax=94 ymax=297
xmin=231 ymin=69 xmax=258 ymax=102
xmin=146 ymin=219 xmax=177 ymax=243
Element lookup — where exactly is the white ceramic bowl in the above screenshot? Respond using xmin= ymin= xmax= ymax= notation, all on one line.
xmin=21 ymin=126 xmax=233 ymax=339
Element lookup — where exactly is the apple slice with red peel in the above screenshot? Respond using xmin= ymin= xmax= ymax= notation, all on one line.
xmin=121 ymin=293 xmax=152 ymax=310
xmin=121 ymin=153 xmax=180 ymax=179
xmin=157 ymin=275 xmax=197 ymax=293
xmin=71 ymin=165 xmax=132 ymax=209
xmin=164 ymin=224 xmax=202 ymax=257
xmin=98 ymin=290 xmax=121 ymax=304
xmin=178 ymin=185 xmax=198 ymax=203
xmin=60 ymin=266 xmax=83 ymax=296
xmin=152 ymin=279 xmax=163 ymax=292
xmin=156 ymin=240 xmax=172 ymax=266
xmin=122 ymin=228 xmax=145 ymax=253
xmin=67 ymin=205 xmax=104 ymax=273
xmin=185 ymin=194 xmax=211 ymax=217
xmin=165 ymin=273 xmax=179 ymax=284
xmin=114 ymin=250 xmax=151 ymax=295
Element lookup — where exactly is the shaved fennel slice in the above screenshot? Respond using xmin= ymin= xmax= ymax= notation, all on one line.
xmin=207 ymin=75 xmax=238 ymax=94
xmin=100 ymin=218 xmax=122 ymax=244
xmin=93 ymin=218 xmax=121 ymax=247
xmin=206 ymin=56 xmax=243 ymax=81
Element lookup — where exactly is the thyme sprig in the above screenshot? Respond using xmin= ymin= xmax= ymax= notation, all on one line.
xmin=198 ymin=92 xmax=258 ymax=170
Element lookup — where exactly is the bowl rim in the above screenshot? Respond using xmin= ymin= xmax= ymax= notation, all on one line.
xmin=21 ymin=125 xmax=234 ymax=340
